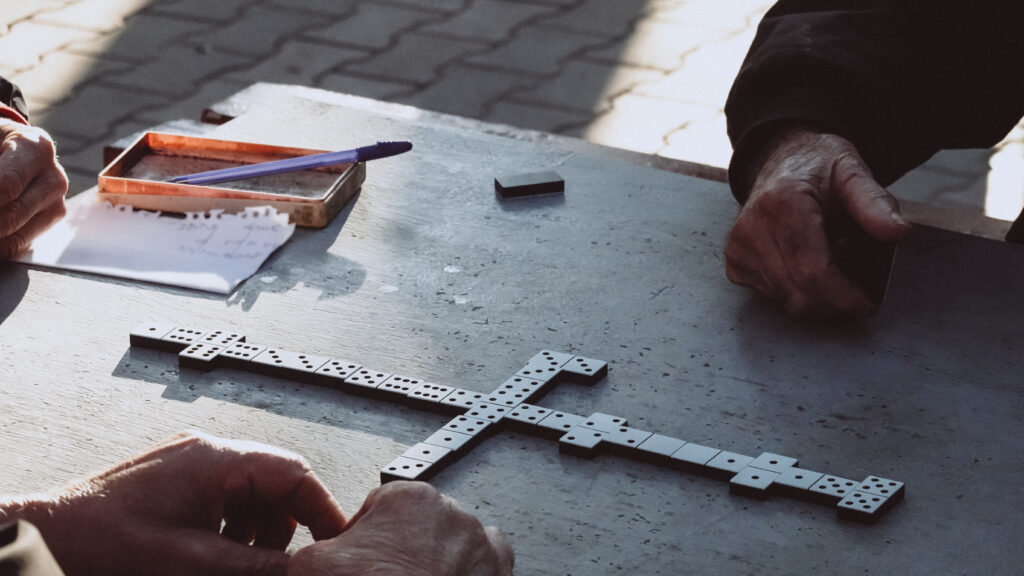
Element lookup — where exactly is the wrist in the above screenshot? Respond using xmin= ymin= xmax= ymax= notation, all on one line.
xmin=746 ymin=123 xmax=823 ymax=190
xmin=729 ymin=120 xmax=825 ymax=205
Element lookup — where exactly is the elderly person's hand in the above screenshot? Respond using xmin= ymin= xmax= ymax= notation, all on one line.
xmin=725 ymin=126 xmax=914 ymax=316
xmin=4 ymin=431 xmax=347 ymax=576
xmin=0 ymin=118 xmax=67 ymax=258
xmin=289 ymin=481 xmax=514 ymax=576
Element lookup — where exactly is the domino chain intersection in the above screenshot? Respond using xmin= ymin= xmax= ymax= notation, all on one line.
xmin=130 ymin=322 xmax=906 ymax=525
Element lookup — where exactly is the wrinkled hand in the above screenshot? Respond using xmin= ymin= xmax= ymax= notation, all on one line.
xmin=290 ymin=481 xmax=514 ymax=576
xmin=14 ymin=431 xmax=347 ymax=576
xmin=725 ymin=127 xmax=913 ymax=316
xmin=0 ymin=118 xmax=68 ymax=258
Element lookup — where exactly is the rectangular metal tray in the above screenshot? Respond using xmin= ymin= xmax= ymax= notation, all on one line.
xmin=98 ymin=131 xmax=365 ymax=227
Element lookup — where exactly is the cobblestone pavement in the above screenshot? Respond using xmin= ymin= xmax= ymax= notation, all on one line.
xmin=0 ymin=0 xmax=1021 ymax=223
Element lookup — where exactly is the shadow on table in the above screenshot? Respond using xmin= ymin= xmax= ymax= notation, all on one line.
xmin=0 ymin=263 xmax=28 ymax=324
xmin=226 ymin=192 xmax=366 ymax=311
xmin=494 ymin=190 xmax=566 ymax=212
xmin=111 ymin=344 xmax=451 ymax=444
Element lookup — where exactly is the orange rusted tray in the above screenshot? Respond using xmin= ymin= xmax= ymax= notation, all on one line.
xmin=98 ymin=131 xmax=365 ymax=228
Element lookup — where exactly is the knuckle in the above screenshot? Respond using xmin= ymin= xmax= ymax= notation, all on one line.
xmin=38 ymin=129 xmax=57 ymax=152
xmin=6 ymin=227 xmax=32 ymax=257
xmin=45 ymin=167 xmax=69 ymax=199
xmin=724 ymin=257 xmax=752 ymax=287
xmin=11 ymin=234 xmax=28 ymax=256
xmin=390 ymin=480 xmax=439 ymax=502
xmin=746 ymin=188 xmax=820 ymax=233
xmin=726 ymin=215 xmax=757 ymax=247
xmin=250 ymin=550 xmax=289 ymax=576
xmin=52 ymin=197 xmax=67 ymax=220
xmin=178 ymin=429 xmax=204 ymax=441
xmin=832 ymin=153 xmax=882 ymax=190
xmin=833 ymin=150 xmax=870 ymax=173
xmin=11 ymin=125 xmax=53 ymax=145
xmin=292 ymin=453 xmax=314 ymax=474
xmin=30 ymin=129 xmax=55 ymax=153
xmin=173 ymin=429 xmax=211 ymax=449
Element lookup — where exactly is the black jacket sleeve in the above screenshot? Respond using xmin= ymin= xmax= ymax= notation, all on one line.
xmin=725 ymin=0 xmax=1024 ymax=204
xmin=0 ymin=76 xmax=29 ymax=122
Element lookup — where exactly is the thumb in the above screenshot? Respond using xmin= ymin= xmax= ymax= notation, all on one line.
xmin=831 ymin=152 xmax=913 ymax=243
xmin=169 ymin=529 xmax=292 ymax=576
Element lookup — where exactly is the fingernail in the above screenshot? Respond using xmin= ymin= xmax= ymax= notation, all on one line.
xmin=891 ymin=212 xmax=910 ymax=226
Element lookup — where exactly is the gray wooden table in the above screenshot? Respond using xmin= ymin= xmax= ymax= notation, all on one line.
xmin=1 ymin=93 xmax=1022 ymax=575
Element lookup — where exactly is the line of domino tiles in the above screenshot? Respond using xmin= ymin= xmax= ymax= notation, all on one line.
xmin=129 ymin=322 xmax=905 ymax=524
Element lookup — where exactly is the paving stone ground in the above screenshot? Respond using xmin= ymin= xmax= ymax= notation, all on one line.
xmin=0 ymin=0 xmax=1020 ymax=223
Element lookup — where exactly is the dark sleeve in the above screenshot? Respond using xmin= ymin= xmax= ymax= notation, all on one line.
xmin=0 ymin=76 xmax=29 ymax=122
xmin=0 ymin=521 xmax=66 ymax=576
xmin=725 ymin=0 xmax=1024 ymax=203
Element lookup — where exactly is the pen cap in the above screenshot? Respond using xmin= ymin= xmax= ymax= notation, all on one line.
xmin=356 ymin=141 xmax=413 ymax=162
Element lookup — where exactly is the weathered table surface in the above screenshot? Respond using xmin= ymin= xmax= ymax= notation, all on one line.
xmin=2 ymin=93 xmax=1022 ymax=575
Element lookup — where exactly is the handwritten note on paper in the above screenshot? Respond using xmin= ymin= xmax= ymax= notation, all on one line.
xmin=17 ymin=201 xmax=295 ymax=294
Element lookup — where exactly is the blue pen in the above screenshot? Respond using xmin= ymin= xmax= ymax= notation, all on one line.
xmin=168 ymin=141 xmax=413 ymax=186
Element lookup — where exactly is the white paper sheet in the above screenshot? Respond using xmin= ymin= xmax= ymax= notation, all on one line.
xmin=17 ymin=199 xmax=295 ymax=294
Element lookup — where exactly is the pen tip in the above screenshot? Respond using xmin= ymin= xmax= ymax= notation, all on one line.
xmin=381 ymin=140 xmax=413 ymax=152
xmin=356 ymin=141 xmax=413 ymax=162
